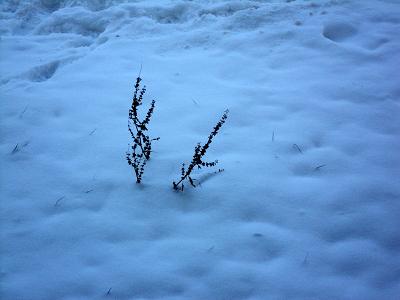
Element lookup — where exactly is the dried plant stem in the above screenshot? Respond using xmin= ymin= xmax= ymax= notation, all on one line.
xmin=173 ymin=109 xmax=228 ymax=191
xmin=126 ymin=76 xmax=159 ymax=183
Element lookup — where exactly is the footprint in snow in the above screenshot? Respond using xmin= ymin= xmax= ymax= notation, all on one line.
xmin=322 ymin=21 xmax=358 ymax=43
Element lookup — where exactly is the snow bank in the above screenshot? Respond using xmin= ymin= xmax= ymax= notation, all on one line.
xmin=1 ymin=0 xmax=400 ymax=299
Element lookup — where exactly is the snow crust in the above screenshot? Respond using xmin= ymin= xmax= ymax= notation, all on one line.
xmin=1 ymin=0 xmax=400 ymax=299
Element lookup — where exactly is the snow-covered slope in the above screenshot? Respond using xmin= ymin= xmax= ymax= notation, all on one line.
xmin=1 ymin=0 xmax=400 ymax=299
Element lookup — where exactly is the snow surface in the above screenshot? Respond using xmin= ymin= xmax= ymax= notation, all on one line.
xmin=1 ymin=0 xmax=400 ymax=299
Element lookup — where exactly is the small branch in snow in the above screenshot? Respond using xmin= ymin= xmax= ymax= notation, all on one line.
xmin=19 ymin=106 xmax=28 ymax=118
xmin=11 ymin=144 xmax=19 ymax=154
xmin=293 ymin=143 xmax=303 ymax=154
xmin=314 ymin=164 xmax=326 ymax=171
xmin=192 ymin=98 xmax=200 ymax=106
xmin=54 ymin=196 xmax=65 ymax=207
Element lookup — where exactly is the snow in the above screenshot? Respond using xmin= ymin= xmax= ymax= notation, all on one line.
xmin=1 ymin=0 xmax=400 ymax=299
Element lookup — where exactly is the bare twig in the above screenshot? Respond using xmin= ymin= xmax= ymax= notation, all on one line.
xmin=19 ymin=106 xmax=28 ymax=118
xmin=314 ymin=164 xmax=326 ymax=171
xmin=192 ymin=98 xmax=200 ymax=106
xmin=293 ymin=143 xmax=303 ymax=154
xmin=11 ymin=144 xmax=19 ymax=154
xmin=54 ymin=196 xmax=65 ymax=207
